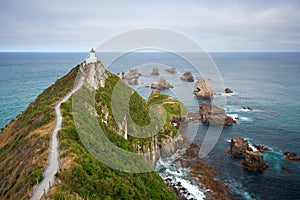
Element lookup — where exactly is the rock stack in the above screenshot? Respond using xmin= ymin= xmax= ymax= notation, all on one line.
xmin=151 ymin=77 xmax=173 ymax=90
xmin=180 ymin=72 xmax=194 ymax=82
xmin=151 ymin=67 xmax=159 ymax=75
xmin=194 ymin=78 xmax=213 ymax=99
xmin=226 ymin=137 xmax=268 ymax=171
xmin=199 ymin=101 xmax=236 ymax=126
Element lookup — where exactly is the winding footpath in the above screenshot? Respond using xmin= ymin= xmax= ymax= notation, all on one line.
xmin=30 ymin=68 xmax=83 ymax=200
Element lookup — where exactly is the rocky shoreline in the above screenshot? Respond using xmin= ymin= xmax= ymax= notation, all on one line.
xmin=171 ymin=143 xmax=232 ymax=200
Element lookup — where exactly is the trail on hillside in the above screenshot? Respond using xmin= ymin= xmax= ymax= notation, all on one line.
xmin=30 ymin=67 xmax=83 ymax=200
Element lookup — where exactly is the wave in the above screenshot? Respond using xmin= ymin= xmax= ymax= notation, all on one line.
xmin=227 ymin=113 xmax=253 ymax=122
xmin=227 ymin=105 xmax=262 ymax=113
xmin=215 ymin=92 xmax=238 ymax=97
xmin=156 ymin=149 xmax=206 ymax=200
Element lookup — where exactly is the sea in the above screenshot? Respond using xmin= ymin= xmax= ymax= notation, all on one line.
xmin=0 ymin=52 xmax=299 ymax=199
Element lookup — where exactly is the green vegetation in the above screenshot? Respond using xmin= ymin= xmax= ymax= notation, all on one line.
xmin=0 ymin=65 xmax=80 ymax=200
xmin=53 ymin=71 xmax=186 ymax=199
xmin=54 ymin=97 xmax=177 ymax=199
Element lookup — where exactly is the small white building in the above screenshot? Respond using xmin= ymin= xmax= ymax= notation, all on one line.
xmin=86 ymin=48 xmax=98 ymax=64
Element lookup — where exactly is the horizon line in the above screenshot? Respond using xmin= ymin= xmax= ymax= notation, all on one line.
xmin=0 ymin=50 xmax=300 ymax=53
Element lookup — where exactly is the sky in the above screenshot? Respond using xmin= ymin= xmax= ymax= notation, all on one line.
xmin=0 ymin=0 xmax=299 ymax=52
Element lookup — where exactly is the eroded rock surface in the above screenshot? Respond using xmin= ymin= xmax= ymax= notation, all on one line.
xmin=283 ymin=152 xmax=300 ymax=161
xmin=180 ymin=72 xmax=194 ymax=82
xmin=199 ymin=101 xmax=236 ymax=126
xmin=151 ymin=67 xmax=159 ymax=75
xmin=241 ymin=150 xmax=268 ymax=171
xmin=165 ymin=67 xmax=177 ymax=74
xmin=194 ymin=78 xmax=213 ymax=99
xmin=151 ymin=77 xmax=173 ymax=90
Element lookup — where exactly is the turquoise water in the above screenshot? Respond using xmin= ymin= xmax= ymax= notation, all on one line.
xmin=0 ymin=52 xmax=299 ymax=199
xmin=0 ymin=52 xmax=86 ymax=129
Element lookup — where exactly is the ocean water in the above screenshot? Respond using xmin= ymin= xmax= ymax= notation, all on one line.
xmin=1 ymin=52 xmax=299 ymax=199
xmin=0 ymin=52 xmax=86 ymax=129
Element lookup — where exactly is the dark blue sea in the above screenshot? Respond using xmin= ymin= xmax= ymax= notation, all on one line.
xmin=0 ymin=52 xmax=299 ymax=199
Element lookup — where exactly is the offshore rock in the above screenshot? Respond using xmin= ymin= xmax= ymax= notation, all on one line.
xmin=124 ymin=69 xmax=140 ymax=80
xmin=241 ymin=150 xmax=268 ymax=171
xmin=180 ymin=72 xmax=194 ymax=82
xmin=128 ymin=78 xmax=138 ymax=85
xmin=194 ymin=78 xmax=213 ymax=99
xmin=151 ymin=67 xmax=159 ymax=75
xmin=254 ymin=144 xmax=269 ymax=152
xmin=165 ymin=67 xmax=177 ymax=74
xmin=227 ymin=137 xmax=251 ymax=156
xmin=151 ymin=77 xmax=174 ymax=90
xmin=199 ymin=101 xmax=236 ymax=126
xmin=225 ymin=88 xmax=233 ymax=93
xmin=283 ymin=152 xmax=300 ymax=161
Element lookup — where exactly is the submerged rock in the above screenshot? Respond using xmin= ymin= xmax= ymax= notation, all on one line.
xmin=281 ymin=167 xmax=292 ymax=174
xmin=225 ymin=88 xmax=233 ymax=93
xmin=241 ymin=150 xmax=268 ymax=171
xmin=165 ymin=67 xmax=177 ymax=74
xmin=180 ymin=72 xmax=194 ymax=82
xmin=254 ymin=144 xmax=269 ymax=152
xmin=151 ymin=67 xmax=159 ymax=75
xmin=283 ymin=152 xmax=300 ymax=161
xmin=194 ymin=78 xmax=213 ymax=99
xmin=151 ymin=77 xmax=173 ymax=90
xmin=242 ymin=106 xmax=253 ymax=111
xmin=227 ymin=137 xmax=251 ymax=156
xmin=199 ymin=101 xmax=236 ymax=126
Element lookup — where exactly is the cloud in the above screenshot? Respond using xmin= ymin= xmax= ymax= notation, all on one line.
xmin=0 ymin=0 xmax=299 ymax=51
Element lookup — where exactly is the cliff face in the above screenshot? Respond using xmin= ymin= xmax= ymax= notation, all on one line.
xmin=0 ymin=66 xmax=79 ymax=200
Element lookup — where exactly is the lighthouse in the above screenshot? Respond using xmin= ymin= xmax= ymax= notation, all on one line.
xmin=86 ymin=48 xmax=98 ymax=64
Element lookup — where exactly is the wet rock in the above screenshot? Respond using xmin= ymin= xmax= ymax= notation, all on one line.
xmin=128 ymin=78 xmax=138 ymax=85
xmin=242 ymin=106 xmax=253 ymax=111
xmin=199 ymin=101 xmax=236 ymax=126
xmin=124 ymin=69 xmax=140 ymax=80
xmin=225 ymin=88 xmax=233 ymax=93
xmin=283 ymin=152 xmax=300 ymax=161
xmin=281 ymin=167 xmax=292 ymax=173
xmin=241 ymin=150 xmax=268 ymax=171
xmin=227 ymin=137 xmax=251 ymax=156
xmin=193 ymin=78 xmax=213 ymax=99
xmin=165 ymin=67 xmax=177 ymax=74
xmin=151 ymin=76 xmax=173 ymax=90
xmin=151 ymin=67 xmax=159 ymax=75
xmin=180 ymin=72 xmax=194 ymax=82
xmin=117 ymin=71 xmax=124 ymax=80
xmin=254 ymin=144 xmax=269 ymax=152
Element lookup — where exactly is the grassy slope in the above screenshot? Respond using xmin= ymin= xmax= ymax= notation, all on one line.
xmin=51 ymin=72 xmax=183 ymax=199
xmin=53 ymin=98 xmax=177 ymax=199
xmin=0 ymin=65 xmax=79 ymax=200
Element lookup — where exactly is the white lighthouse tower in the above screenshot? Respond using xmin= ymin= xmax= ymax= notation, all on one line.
xmin=86 ymin=48 xmax=98 ymax=64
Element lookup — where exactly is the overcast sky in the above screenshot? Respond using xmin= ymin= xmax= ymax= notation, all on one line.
xmin=0 ymin=0 xmax=299 ymax=52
